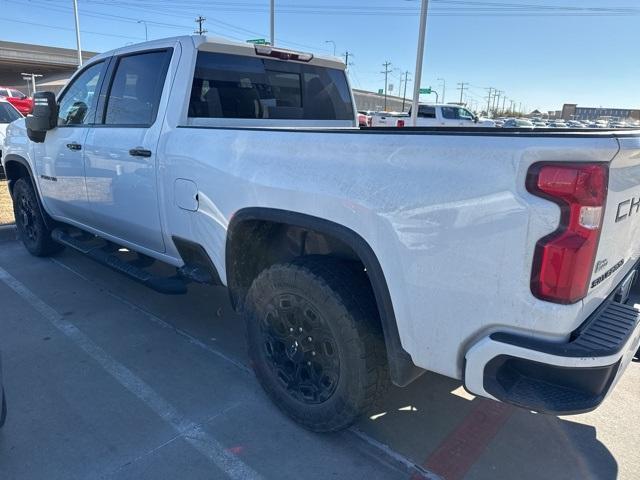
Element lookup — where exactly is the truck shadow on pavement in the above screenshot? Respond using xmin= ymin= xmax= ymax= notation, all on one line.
xmin=358 ymin=372 xmax=618 ymax=480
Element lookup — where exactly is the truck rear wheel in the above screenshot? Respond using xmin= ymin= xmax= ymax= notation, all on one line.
xmin=12 ymin=178 xmax=63 ymax=257
xmin=244 ymin=256 xmax=389 ymax=432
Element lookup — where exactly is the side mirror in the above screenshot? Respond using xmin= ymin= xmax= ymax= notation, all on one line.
xmin=473 ymin=115 xmax=479 ymax=123
xmin=26 ymin=92 xmax=58 ymax=143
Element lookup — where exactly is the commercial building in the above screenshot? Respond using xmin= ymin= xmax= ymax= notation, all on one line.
xmin=562 ymin=103 xmax=640 ymax=122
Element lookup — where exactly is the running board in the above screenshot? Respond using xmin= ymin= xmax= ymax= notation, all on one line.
xmin=51 ymin=229 xmax=188 ymax=295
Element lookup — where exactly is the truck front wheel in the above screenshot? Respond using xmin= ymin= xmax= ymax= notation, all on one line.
xmin=12 ymin=178 xmax=63 ymax=257
xmin=244 ymin=256 xmax=389 ymax=432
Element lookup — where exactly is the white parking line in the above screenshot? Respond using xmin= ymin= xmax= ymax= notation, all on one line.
xmin=50 ymin=257 xmax=252 ymax=375
xmin=0 ymin=266 xmax=263 ymax=480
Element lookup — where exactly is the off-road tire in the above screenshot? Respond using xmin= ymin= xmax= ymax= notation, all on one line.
xmin=12 ymin=178 xmax=63 ymax=257
xmin=244 ymin=255 xmax=389 ymax=432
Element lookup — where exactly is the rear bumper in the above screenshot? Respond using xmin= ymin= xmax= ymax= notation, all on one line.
xmin=465 ymin=272 xmax=640 ymax=415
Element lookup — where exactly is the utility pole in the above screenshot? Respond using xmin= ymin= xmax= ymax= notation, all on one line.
xmin=72 ymin=0 xmax=82 ymax=66
xmin=457 ymin=82 xmax=468 ymax=105
xmin=381 ymin=61 xmax=392 ymax=111
xmin=270 ymin=0 xmax=275 ymax=46
xmin=502 ymin=96 xmax=507 ymax=115
xmin=194 ymin=16 xmax=207 ymax=35
xmin=343 ymin=51 xmax=352 ymax=69
xmin=486 ymin=87 xmax=493 ymax=117
xmin=401 ymin=71 xmax=411 ymax=111
xmin=519 ymin=102 xmax=522 ymax=115
xmin=410 ymin=0 xmax=429 ymax=127
xmin=494 ymin=90 xmax=502 ymax=114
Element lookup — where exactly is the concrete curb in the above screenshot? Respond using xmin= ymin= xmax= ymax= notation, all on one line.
xmin=0 ymin=224 xmax=17 ymax=243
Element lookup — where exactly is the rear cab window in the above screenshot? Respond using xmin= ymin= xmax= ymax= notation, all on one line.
xmin=187 ymin=51 xmax=354 ymax=126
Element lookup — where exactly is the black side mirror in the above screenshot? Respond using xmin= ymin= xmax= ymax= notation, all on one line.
xmin=26 ymin=92 xmax=58 ymax=143
xmin=473 ymin=115 xmax=479 ymax=123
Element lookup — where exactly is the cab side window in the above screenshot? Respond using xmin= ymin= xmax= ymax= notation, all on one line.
xmin=418 ymin=106 xmax=436 ymax=118
xmin=57 ymin=61 xmax=105 ymax=126
xmin=441 ymin=106 xmax=458 ymax=119
xmin=103 ymin=50 xmax=172 ymax=126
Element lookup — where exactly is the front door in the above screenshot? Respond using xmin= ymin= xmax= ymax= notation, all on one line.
xmin=34 ymin=60 xmax=108 ymax=223
xmin=84 ymin=49 xmax=173 ymax=253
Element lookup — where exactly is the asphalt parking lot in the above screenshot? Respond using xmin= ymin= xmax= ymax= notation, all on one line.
xmin=0 ymin=229 xmax=638 ymax=480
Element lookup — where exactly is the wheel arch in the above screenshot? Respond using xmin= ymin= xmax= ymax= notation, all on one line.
xmin=225 ymin=207 xmax=424 ymax=386
xmin=3 ymin=154 xmax=54 ymax=229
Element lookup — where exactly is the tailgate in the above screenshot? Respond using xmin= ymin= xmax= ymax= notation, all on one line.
xmin=585 ymin=134 xmax=640 ymax=311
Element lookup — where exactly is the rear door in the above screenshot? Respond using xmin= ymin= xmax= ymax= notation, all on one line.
xmin=415 ymin=105 xmax=436 ymax=126
xmin=83 ymin=48 xmax=173 ymax=253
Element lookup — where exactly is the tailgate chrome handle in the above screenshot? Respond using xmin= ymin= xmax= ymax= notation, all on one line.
xmin=66 ymin=142 xmax=82 ymax=151
xmin=129 ymin=148 xmax=152 ymax=158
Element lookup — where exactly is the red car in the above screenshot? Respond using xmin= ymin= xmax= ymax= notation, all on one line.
xmin=0 ymin=87 xmax=33 ymax=115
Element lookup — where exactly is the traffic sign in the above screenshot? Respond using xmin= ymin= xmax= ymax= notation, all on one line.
xmin=247 ymin=38 xmax=269 ymax=45
xmin=419 ymin=88 xmax=432 ymax=94
xmin=378 ymin=89 xmax=384 ymax=95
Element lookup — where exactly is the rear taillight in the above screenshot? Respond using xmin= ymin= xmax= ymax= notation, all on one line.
xmin=527 ymin=162 xmax=608 ymax=304
xmin=397 ymin=119 xmax=405 ymax=128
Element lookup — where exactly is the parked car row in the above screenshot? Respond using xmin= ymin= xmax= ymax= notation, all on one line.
xmin=497 ymin=117 xmax=640 ymax=129
xmin=358 ymin=107 xmax=640 ymax=130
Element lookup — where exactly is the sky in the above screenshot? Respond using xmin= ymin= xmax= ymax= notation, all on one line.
xmin=2 ymin=0 xmax=639 ymax=113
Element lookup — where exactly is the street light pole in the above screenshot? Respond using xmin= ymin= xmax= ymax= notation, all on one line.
xmin=410 ymin=0 xmax=429 ymax=126
xmin=270 ymin=0 xmax=275 ymax=46
xmin=437 ymin=77 xmax=445 ymax=104
xmin=325 ymin=40 xmax=336 ymax=56
xmin=72 ymin=0 xmax=83 ymax=66
xmin=137 ymin=20 xmax=148 ymax=41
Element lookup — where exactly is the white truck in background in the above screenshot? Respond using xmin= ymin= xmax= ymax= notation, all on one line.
xmin=2 ymin=35 xmax=640 ymax=432
xmin=410 ymin=103 xmax=496 ymax=127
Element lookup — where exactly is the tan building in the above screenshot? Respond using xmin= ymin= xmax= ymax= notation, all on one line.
xmin=562 ymin=103 xmax=640 ymax=121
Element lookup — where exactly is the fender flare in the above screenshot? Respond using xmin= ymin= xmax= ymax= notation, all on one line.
xmin=226 ymin=207 xmax=424 ymax=387
xmin=3 ymin=154 xmax=54 ymax=230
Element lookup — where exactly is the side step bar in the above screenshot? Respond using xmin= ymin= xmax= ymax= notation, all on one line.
xmin=52 ymin=229 xmax=188 ymax=295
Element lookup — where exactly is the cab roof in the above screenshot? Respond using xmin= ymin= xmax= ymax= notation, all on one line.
xmin=91 ymin=35 xmax=346 ymax=71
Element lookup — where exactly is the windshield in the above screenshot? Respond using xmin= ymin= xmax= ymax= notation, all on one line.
xmin=0 ymin=102 xmax=21 ymax=123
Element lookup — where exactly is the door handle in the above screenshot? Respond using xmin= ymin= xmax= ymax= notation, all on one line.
xmin=129 ymin=148 xmax=152 ymax=158
xmin=66 ymin=142 xmax=82 ymax=151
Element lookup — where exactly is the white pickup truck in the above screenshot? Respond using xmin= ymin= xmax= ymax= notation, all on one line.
xmin=3 ymin=35 xmax=640 ymax=432
xmin=410 ymin=103 xmax=496 ymax=127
